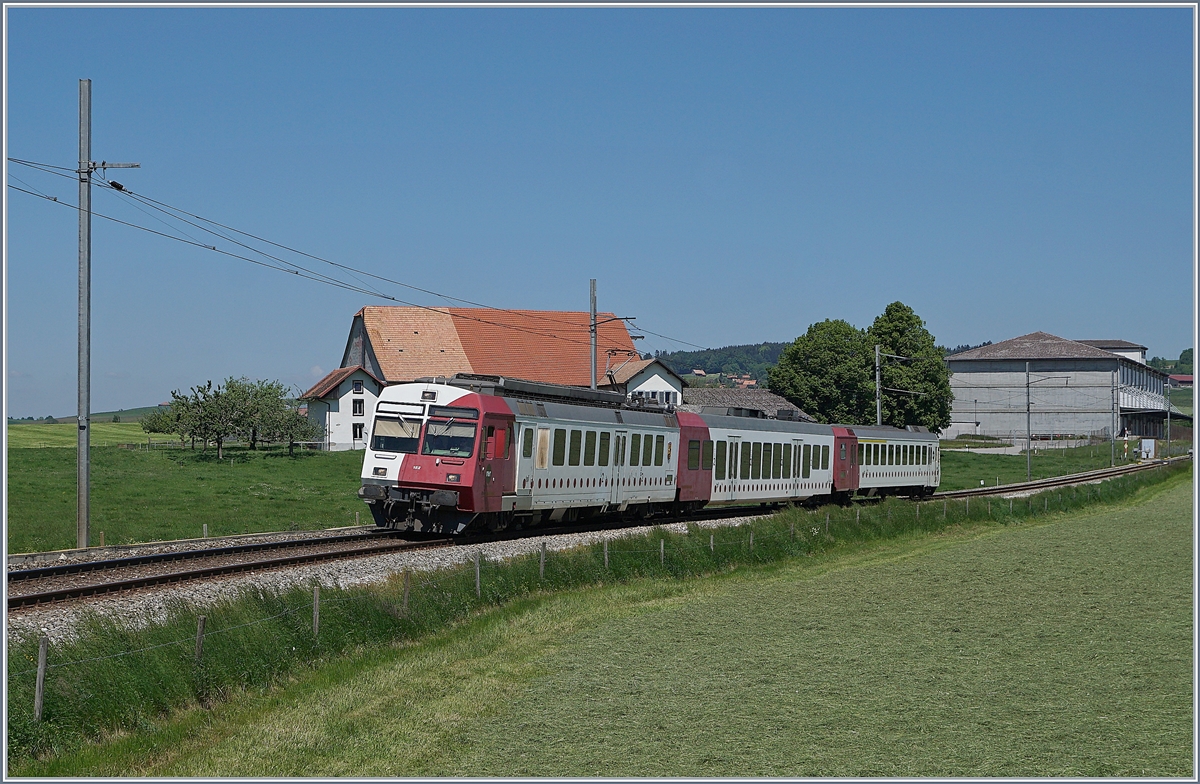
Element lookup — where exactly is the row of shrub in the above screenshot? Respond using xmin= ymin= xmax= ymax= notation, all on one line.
xmin=7 ymin=461 xmax=1189 ymax=765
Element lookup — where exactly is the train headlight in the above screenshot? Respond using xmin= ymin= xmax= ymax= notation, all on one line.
xmin=446 ymin=473 xmax=461 ymax=483
xmin=373 ymin=467 xmax=387 ymax=477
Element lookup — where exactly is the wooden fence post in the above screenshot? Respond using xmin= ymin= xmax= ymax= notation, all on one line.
xmin=749 ymin=531 xmax=754 ymax=551
xmin=604 ymin=539 xmax=609 ymax=569
xmin=203 ymin=523 xmax=208 ymax=539
xmin=540 ymin=542 xmax=546 ymax=579
xmin=1009 ymin=499 xmax=1013 ymax=514
xmin=856 ymin=508 xmax=860 ymax=525
xmin=99 ymin=531 xmax=104 ymax=547
xmin=34 ymin=635 xmax=48 ymax=722
xmin=356 ymin=511 xmax=360 ymax=525
xmin=790 ymin=522 xmax=794 ymax=541
xmin=825 ymin=513 xmax=829 ymax=534
xmin=195 ymin=615 xmax=206 ymax=662
xmin=660 ymin=539 xmax=664 ymax=565
xmin=312 ymin=585 xmax=320 ymax=638
xmin=474 ymin=552 xmax=481 ymax=598
xmin=916 ymin=503 xmax=920 ymax=520
xmin=403 ymin=570 xmax=410 ymax=614
xmin=966 ymin=497 xmax=970 ymax=515
xmin=710 ymin=533 xmax=714 ymax=553
xmin=943 ymin=500 xmax=947 ymax=518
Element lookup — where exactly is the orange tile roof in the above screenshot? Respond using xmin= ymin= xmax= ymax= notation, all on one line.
xmin=353 ymin=307 xmax=636 ymax=386
xmin=302 ymin=365 xmax=383 ymax=400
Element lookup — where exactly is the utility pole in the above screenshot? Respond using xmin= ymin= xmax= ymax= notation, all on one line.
xmin=1025 ymin=361 xmax=1031 ymax=481
xmin=76 ymin=79 xmax=139 ymax=549
xmin=1111 ymin=368 xmax=1117 ymax=467
xmin=589 ymin=279 xmax=597 ymax=390
xmin=875 ymin=344 xmax=882 ymax=426
xmin=1165 ymin=381 xmax=1171 ymax=458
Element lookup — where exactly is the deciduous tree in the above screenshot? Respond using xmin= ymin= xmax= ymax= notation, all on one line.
xmin=768 ymin=319 xmax=874 ymax=425
xmin=866 ymin=302 xmax=952 ymax=432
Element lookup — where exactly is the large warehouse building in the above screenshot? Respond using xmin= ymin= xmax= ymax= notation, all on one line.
xmin=944 ymin=332 xmax=1183 ymax=442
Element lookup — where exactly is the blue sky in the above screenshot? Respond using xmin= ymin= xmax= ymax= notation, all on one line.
xmin=4 ymin=7 xmax=1194 ymax=418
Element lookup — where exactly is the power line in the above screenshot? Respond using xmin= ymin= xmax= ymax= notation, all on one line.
xmin=9 ymin=156 xmax=711 ymax=353
xmin=8 ymin=182 xmax=628 ymax=351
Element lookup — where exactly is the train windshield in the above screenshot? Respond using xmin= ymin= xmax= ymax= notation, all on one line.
xmin=371 ymin=416 xmax=421 ymax=453
xmin=422 ymin=420 xmax=477 ymax=457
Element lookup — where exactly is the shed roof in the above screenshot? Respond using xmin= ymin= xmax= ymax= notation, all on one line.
xmin=603 ymin=357 xmax=683 ymax=386
xmin=1075 ymin=339 xmax=1148 ymax=351
xmin=679 ymin=388 xmax=814 ymax=421
xmin=353 ymin=306 xmax=636 ymax=387
xmin=946 ymin=332 xmax=1119 ymax=361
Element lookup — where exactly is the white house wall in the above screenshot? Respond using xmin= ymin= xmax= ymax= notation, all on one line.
xmin=306 ymin=370 xmax=381 ymax=451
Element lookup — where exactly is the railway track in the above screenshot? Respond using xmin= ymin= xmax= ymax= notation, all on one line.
xmin=7 ymin=533 xmax=452 ymax=611
xmin=931 ymin=456 xmax=1189 ymax=500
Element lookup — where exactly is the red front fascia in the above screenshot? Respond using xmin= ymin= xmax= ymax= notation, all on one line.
xmin=394 ymin=393 xmax=516 ymax=513
xmin=831 ymin=426 xmax=859 ymax=491
xmin=675 ymin=411 xmax=712 ymax=503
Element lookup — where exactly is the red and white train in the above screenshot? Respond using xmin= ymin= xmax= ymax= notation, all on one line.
xmin=357 ymin=374 xmax=941 ymax=534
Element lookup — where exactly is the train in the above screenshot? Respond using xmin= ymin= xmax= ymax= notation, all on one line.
xmin=357 ymin=374 xmax=941 ymax=535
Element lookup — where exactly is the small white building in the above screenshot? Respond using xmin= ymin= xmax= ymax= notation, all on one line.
xmin=600 ymin=358 xmax=685 ymax=406
xmin=301 ymin=366 xmax=386 ymax=451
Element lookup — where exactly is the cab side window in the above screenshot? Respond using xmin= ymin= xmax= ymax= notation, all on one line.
xmin=701 ymin=440 xmax=713 ymax=471
xmin=688 ymin=440 xmax=701 ymax=471
xmin=523 ymin=428 xmax=534 ymax=459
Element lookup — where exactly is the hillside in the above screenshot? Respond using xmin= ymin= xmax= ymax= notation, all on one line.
xmin=655 ymin=342 xmax=789 ymax=381
xmin=8 ymin=405 xmax=166 ymax=425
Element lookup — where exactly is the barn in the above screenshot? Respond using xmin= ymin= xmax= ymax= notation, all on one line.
xmin=945 ymin=331 xmax=1183 ymax=442
xmin=302 ymin=306 xmax=680 ymax=450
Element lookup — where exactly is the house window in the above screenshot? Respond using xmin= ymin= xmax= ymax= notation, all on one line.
xmin=352 ymin=380 xmax=364 ymax=394
xmin=352 ymin=399 xmax=364 ymax=417
xmin=352 ymin=423 xmax=364 ymax=440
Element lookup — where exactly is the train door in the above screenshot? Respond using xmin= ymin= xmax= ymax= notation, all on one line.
xmin=479 ymin=416 xmax=512 ymax=512
xmin=831 ymin=427 xmax=859 ymax=493
xmin=610 ymin=430 xmax=626 ymax=506
xmin=791 ymin=439 xmax=804 ymax=497
xmin=515 ymin=424 xmax=535 ymax=507
xmin=724 ymin=436 xmax=741 ymax=502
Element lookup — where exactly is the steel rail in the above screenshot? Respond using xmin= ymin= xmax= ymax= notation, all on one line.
xmin=931 ymin=457 xmax=1189 ymax=500
xmin=8 ymin=531 xmax=398 ymax=583
xmin=8 ymin=538 xmax=452 ymax=611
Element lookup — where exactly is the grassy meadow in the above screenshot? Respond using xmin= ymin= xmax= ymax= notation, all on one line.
xmin=6 ymin=447 xmax=365 ymax=553
xmin=8 ymin=465 xmax=1191 ymax=776
xmin=938 ymin=441 xmax=1146 ymax=491
xmin=5 ymin=422 xmax=165 ymax=449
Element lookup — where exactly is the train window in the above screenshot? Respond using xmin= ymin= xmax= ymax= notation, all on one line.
xmin=839 ymin=443 xmax=846 ymax=462
xmin=715 ymin=441 xmax=727 ymax=479
xmin=371 ymin=417 xmax=420 ymax=454
xmin=802 ymin=444 xmax=811 ymax=478
xmin=759 ymin=443 xmax=770 ymax=479
xmin=782 ymin=443 xmax=791 ymax=479
xmin=750 ymin=442 xmax=761 ymax=480
xmin=688 ymin=440 xmax=701 ymax=471
xmin=523 ymin=428 xmax=534 ymax=459
xmin=630 ymin=434 xmax=641 ymax=466
xmin=655 ymin=435 xmax=665 ymax=466
xmin=740 ymin=442 xmax=752 ymax=479
xmin=702 ymin=440 xmax=713 ymax=471
xmin=617 ymin=434 xmax=626 ymax=466
xmin=887 ymin=444 xmax=894 ymax=465
xmin=536 ymin=429 xmax=550 ymax=469
xmin=857 ymin=444 xmax=864 ymax=465
xmin=643 ymin=435 xmax=654 ymax=466
xmin=584 ymin=431 xmax=596 ymax=466
xmin=485 ymin=426 xmax=497 ymax=459
xmin=505 ymin=425 xmax=513 ymax=459
xmin=552 ymin=429 xmax=567 ymax=466
xmin=771 ymin=444 xmax=780 ymax=479
xmin=598 ymin=432 xmax=610 ymax=466
xmin=423 ymin=421 xmax=477 ymax=458
xmin=821 ymin=445 xmax=830 ymax=471
xmin=428 ymin=405 xmax=478 ymax=420
xmin=569 ymin=430 xmax=582 ymax=466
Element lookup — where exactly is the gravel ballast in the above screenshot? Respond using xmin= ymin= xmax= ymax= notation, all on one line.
xmin=8 ymin=514 xmax=769 ymax=644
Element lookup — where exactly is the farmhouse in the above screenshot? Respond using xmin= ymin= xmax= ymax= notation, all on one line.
xmin=944 ymin=331 xmax=1185 ymax=442
xmin=303 ymin=306 xmax=680 ymax=450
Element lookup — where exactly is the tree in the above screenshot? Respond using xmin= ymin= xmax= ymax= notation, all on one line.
xmin=866 ymin=302 xmax=952 ymax=432
xmin=266 ymin=407 xmax=325 ymax=456
xmin=225 ymin=377 xmax=289 ymax=449
xmin=141 ymin=405 xmax=183 ymax=444
xmin=768 ymin=319 xmax=874 ymax=425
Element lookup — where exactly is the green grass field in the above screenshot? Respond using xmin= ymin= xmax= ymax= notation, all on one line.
xmin=13 ymin=469 xmax=1191 ymax=777
xmin=6 ymin=447 xmax=365 ymax=553
xmin=5 ymin=422 xmax=167 ymax=449
xmin=1170 ymin=386 xmax=1192 ymax=417
xmin=939 ymin=442 xmax=1145 ymax=491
